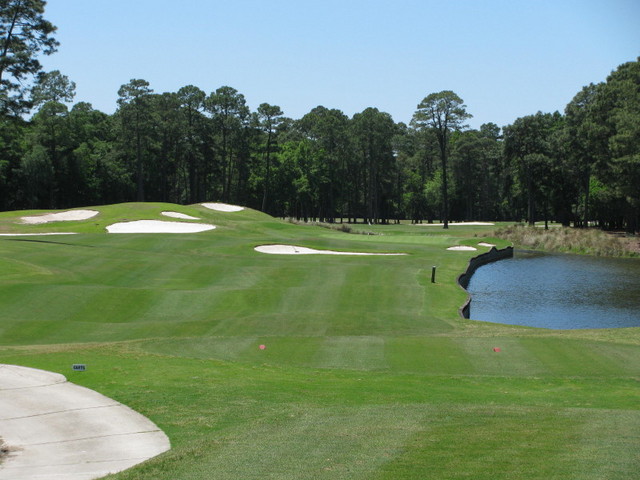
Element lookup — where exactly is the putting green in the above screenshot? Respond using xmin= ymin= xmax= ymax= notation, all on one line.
xmin=0 ymin=203 xmax=638 ymax=479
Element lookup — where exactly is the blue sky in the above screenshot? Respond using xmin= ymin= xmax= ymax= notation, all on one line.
xmin=41 ymin=0 xmax=639 ymax=129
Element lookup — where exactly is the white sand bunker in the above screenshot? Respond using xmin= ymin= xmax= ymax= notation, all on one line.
xmin=21 ymin=209 xmax=98 ymax=224
xmin=255 ymin=245 xmax=406 ymax=256
xmin=0 ymin=232 xmax=77 ymax=236
xmin=106 ymin=220 xmax=216 ymax=233
xmin=447 ymin=246 xmax=478 ymax=251
xmin=161 ymin=211 xmax=200 ymax=220
xmin=201 ymin=202 xmax=244 ymax=212
xmin=415 ymin=222 xmax=494 ymax=226
xmin=478 ymin=242 xmax=496 ymax=247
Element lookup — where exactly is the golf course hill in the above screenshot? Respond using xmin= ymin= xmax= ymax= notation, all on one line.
xmin=0 ymin=202 xmax=639 ymax=479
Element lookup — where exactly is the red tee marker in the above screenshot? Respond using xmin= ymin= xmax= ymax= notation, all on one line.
xmin=259 ymin=344 xmax=266 ymax=350
xmin=493 ymin=347 xmax=501 ymax=352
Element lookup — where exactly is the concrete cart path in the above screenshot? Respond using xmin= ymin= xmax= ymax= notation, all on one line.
xmin=0 ymin=364 xmax=170 ymax=480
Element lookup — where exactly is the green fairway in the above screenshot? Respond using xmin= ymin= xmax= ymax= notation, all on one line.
xmin=1 ymin=204 xmax=639 ymax=479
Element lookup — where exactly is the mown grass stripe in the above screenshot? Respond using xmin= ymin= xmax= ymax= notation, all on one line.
xmin=315 ymin=336 xmax=388 ymax=370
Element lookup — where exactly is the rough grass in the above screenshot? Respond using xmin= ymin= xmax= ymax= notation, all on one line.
xmin=494 ymin=224 xmax=637 ymax=257
xmin=0 ymin=204 xmax=639 ymax=479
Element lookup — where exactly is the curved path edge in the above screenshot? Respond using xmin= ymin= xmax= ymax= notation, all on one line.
xmin=0 ymin=364 xmax=170 ymax=480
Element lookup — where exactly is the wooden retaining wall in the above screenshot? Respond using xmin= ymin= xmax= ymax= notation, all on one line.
xmin=458 ymin=246 xmax=514 ymax=319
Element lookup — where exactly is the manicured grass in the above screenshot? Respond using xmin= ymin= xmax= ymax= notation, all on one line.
xmin=0 ymin=203 xmax=639 ymax=479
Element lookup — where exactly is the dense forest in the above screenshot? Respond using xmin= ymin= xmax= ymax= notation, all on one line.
xmin=1 ymin=2 xmax=639 ymax=231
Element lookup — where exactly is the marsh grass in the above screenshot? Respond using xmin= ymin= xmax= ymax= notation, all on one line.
xmin=495 ymin=224 xmax=637 ymax=257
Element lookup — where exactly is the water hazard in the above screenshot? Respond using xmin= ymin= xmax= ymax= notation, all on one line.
xmin=466 ymin=251 xmax=640 ymax=329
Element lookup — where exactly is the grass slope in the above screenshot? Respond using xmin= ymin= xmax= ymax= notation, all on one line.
xmin=0 ymin=204 xmax=639 ymax=479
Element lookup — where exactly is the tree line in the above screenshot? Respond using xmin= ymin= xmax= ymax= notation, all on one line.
xmin=1 ymin=1 xmax=638 ymax=231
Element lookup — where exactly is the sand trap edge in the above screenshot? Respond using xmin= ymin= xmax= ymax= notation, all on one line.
xmin=478 ymin=242 xmax=497 ymax=247
xmin=201 ymin=203 xmax=244 ymax=212
xmin=106 ymin=220 xmax=216 ymax=234
xmin=20 ymin=210 xmax=99 ymax=224
xmin=0 ymin=233 xmax=78 ymax=237
xmin=255 ymin=244 xmax=406 ymax=256
xmin=161 ymin=211 xmax=201 ymax=220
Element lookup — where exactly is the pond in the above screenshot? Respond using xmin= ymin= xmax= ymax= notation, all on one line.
xmin=466 ymin=250 xmax=640 ymax=329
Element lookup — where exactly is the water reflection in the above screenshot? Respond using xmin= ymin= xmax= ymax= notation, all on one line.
xmin=466 ymin=251 xmax=640 ymax=329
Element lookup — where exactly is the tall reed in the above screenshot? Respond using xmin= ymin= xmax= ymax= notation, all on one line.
xmin=495 ymin=225 xmax=638 ymax=257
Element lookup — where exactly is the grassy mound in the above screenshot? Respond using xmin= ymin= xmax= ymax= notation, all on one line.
xmin=0 ymin=204 xmax=639 ymax=479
